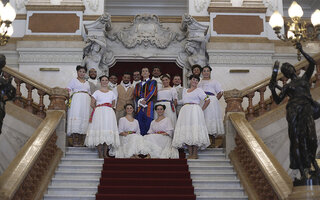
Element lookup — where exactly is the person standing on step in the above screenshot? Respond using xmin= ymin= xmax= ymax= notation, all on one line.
xmin=198 ymin=65 xmax=225 ymax=148
xmin=151 ymin=66 xmax=163 ymax=90
xmin=134 ymin=67 xmax=157 ymax=136
xmin=172 ymin=75 xmax=184 ymax=116
xmin=114 ymin=72 xmax=134 ymax=122
xmin=187 ymin=64 xmax=202 ymax=87
xmin=132 ymin=70 xmax=141 ymax=88
xmin=85 ymin=75 xmax=120 ymax=158
xmin=67 ymin=65 xmax=91 ymax=147
xmin=154 ymin=74 xmax=178 ymax=127
xmin=172 ymin=75 xmax=210 ymax=159
xmin=87 ymin=67 xmax=99 ymax=94
xmin=116 ymin=103 xmax=145 ymax=158
xmin=143 ymin=104 xmax=179 ymax=158
xmin=108 ymin=74 xmax=118 ymax=90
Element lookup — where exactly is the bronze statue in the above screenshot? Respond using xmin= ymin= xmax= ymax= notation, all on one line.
xmin=269 ymin=43 xmax=320 ymax=185
xmin=0 ymin=54 xmax=16 ymax=135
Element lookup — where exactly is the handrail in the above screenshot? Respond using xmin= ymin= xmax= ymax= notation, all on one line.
xmin=0 ymin=111 xmax=64 ymax=200
xmin=229 ymin=112 xmax=292 ymax=199
xmin=224 ymin=52 xmax=320 ymax=120
xmin=2 ymin=66 xmax=68 ymax=118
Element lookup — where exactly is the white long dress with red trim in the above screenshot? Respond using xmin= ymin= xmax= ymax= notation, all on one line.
xmin=143 ymin=117 xmax=179 ymax=158
xmin=67 ymin=78 xmax=91 ymax=135
xmin=85 ymin=90 xmax=120 ymax=155
xmin=172 ymin=88 xmax=210 ymax=149
xmin=115 ymin=117 xmax=145 ymax=158
xmin=154 ymin=87 xmax=178 ymax=127
xmin=198 ymin=79 xmax=225 ymax=136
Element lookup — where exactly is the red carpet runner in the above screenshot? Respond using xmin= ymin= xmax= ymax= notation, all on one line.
xmin=96 ymin=158 xmax=196 ymax=200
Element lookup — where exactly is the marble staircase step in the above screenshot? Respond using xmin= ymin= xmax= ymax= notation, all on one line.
xmin=44 ymin=194 xmax=95 ymax=200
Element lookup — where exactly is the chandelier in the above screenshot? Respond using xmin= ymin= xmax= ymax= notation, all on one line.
xmin=0 ymin=0 xmax=16 ymax=46
xmin=269 ymin=1 xmax=320 ymax=60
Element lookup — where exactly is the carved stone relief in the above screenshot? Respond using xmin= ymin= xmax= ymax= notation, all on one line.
xmin=83 ymin=13 xmax=209 ymax=78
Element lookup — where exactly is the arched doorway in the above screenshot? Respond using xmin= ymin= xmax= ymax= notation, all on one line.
xmin=109 ymin=61 xmax=183 ymax=85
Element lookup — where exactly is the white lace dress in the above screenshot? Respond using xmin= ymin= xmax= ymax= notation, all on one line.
xmin=67 ymin=78 xmax=91 ymax=135
xmin=172 ymin=88 xmax=210 ymax=150
xmin=198 ymin=79 xmax=225 ymax=136
xmin=115 ymin=117 xmax=145 ymax=158
xmin=85 ymin=90 xmax=120 ymax=155
xmin=143 ymin=117 xmax=179 ymax=158
xmin=154 ymin=87 xmax=178 ymax=127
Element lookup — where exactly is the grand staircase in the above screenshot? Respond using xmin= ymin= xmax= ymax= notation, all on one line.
xmin=43 ymin=147 xmax=247 ymax=200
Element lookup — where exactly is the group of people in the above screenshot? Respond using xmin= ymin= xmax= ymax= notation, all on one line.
xmin=66 ymin=64 xmax=224 ymax=159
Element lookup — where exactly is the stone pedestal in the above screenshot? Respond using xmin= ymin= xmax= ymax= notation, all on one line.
xmin=287 ymin=185 xmax=320 ymax=200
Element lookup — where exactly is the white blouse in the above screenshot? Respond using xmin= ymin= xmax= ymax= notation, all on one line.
xmin=157 ymin=88 xmax=178 ymax=101
xmin=182 ymin=88 xmax=207 ymax=105
xmin=118 ymin=117 xmax=141 ymax=134
xmin=92 ymin=90 xmax=116 ymax=105
xmin=67 ymin=78 xmax=91 ymax=94
xmin=147 ymin=117 xmax=174 ymax=137
xmin=198 ymin=79 xmax=223 ymax=95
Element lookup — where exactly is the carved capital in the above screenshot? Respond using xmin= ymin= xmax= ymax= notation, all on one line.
xmin=224 ymin=89 xmax=244 ymax=113
xmin=48 ymin=87 xmax=68 ymax=110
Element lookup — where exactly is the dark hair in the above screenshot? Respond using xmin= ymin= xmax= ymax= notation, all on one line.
xmin=173 ymin=75 xmax=181 ymax=79
xmin=191 ymin=64 xmax=202 ymax=73
xmin=99 ymin=75 xmax=109 ymax=81
xmin=124 ymin=103 xmax=134 ymax=110
xmin=76 ymin=65 xmax=87 ymax=72
xmin=160 ymin=74 xmax=171 ymax=80
xmin=155 ymin=104 xmax=166 ymax=110
xmin=203 ymin=65 xmax=212 ymax=71
xmin=189 ymin=75 xmax=200 ymax=82
xmin=123 ymin=72 xmax=131 ymax=76
xmin=133 ymin=70 xmax=140 ymax=74
xmin=152 ymin=66 xmax=161 ymax=72
xmin=109 ymin=74 xmax=118 ymax=78
xmin=141 ymin=67 xmax=149 ymax=73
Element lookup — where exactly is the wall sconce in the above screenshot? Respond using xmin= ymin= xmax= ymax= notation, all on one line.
xmin=0 ymin=0 xmax=16 ymax=46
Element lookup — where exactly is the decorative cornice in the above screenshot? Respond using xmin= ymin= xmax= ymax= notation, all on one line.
xmin=209 ymin=51 xmax=273 ymax=65
xmin=210 ymin=36 xmax=271 ymax=43
xmin=19 ymin=51 xmax=83 ymax=63
xmin=16 ymin=14 xmax=27 ymax=20
xmin=22 ymin=35 xmax=83 ymax=41
xmin=193 ymin=16 xmax=210 ymax=22
xmin=208 ymin=6 xmax=267 ymax=13
xmin=25 ymin=4 xmax=85 ymax=11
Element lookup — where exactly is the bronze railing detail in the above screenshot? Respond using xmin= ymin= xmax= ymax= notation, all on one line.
xmin=3 ymin=66 xmax=68 ymax=118
xmin=224 ymin=52 xmax=320 ymax=121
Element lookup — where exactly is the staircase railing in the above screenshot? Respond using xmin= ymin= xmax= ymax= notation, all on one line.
xmin=0 ymin=110 xmax=65 ymax=200
xmin=224 ymin=52 xmax=320 ymax=121
xmin=227 ymin=112 xmax=292 ymax=200
xmin=3 ymin=66 xmax=69 ymax=118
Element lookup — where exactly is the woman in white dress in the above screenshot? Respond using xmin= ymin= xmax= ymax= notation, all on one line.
xmin=144 ymin=104 xmax=179 ymax=159
xmin=116 ymin=103 xmax=145 ymax=158
xmin=198 ymin=66 xmax=225 ymax=147
xmin=85 ymin=75 xmax=120 ymax=158
xmin=67 ymin=65 xmax=91 ymax=146
xmin=172 ymin=75 xmax=210 ymax=159
xmin=154 ymin=74 xmax=178 ymax=126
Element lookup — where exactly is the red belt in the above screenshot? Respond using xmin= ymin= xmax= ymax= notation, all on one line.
xmin=89 ymin=103 xmax=112 ymax=123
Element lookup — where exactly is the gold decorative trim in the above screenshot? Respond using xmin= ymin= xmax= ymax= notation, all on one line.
xmin=16 ymin=14 xmax=27 ymax=20
xmin=210 ymin=36 xmax=271 ymax=43
xmin=83 ymin=15 xmax=100 ymax=21
xmin=25 ymin=4 xmax=85 ymax=11
xmin=39 ymin=68 xmax=60 ymax=71
xmin=229 ymin=69 xmax=250 ymax=73
xmin=208 ymin=6 xmax=267 ymax=13
xmin=84 ymin=15 xmax=187 ymax=23
xmin=22 ymin=35 xmax=83 ymax=41
xmin=193 ymin=16 xmax=210 ymax=22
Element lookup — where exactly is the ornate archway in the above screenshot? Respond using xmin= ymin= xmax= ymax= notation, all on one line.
xmin=83 ymin=13 xmax=209 ymax=83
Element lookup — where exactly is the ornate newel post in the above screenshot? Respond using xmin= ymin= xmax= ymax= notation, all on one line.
xmin=224 ymin=89 xmax=244 ymax=156
xmin=48 ymin=87 xmax=68 ymax=111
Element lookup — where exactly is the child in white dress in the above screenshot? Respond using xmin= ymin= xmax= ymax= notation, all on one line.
xmin=154 ymin=74 xmax=178 ymax=127
xmin=85 ymin=75 xmax=120 ymax=158
xmin=116 ymin=104 xmax=145 ymax=158
xmin=172 ymin=75 xmax=210 ymax=159
xmin=67 ymin=65 xmax=91 ymax=146
xmin=198 ymin=65 xmax=225 ymax=147
xmin=144 ymin=104 xmax=179 ymax=158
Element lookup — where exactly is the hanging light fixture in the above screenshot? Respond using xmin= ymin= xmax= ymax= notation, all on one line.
xmin=0 ymin=0 xmax=16 ymax=46
xmin=269 ymin=1 xmax=320 ymax=60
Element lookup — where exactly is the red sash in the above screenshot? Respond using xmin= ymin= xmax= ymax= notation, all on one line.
xmin=89 ymin=103 xmax=112 ymax=123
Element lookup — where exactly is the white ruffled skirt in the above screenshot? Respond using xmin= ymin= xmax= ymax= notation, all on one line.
xmin=116 ymin=134 xmax=145 ymax=158
xmin=85 ymin=106 xmax=120 ymax=155
xmin=67 ymin=93 xmax=91 ymax=135
xmin=154 ymin=101 xmax=177 ymax=127
xmin=172 ymin=104 xmax=210 ymax=150
xmin=143 ymin=134 xmax=179 ymax=158
xmin=202 ymin=96 xmax=225 ymax=136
